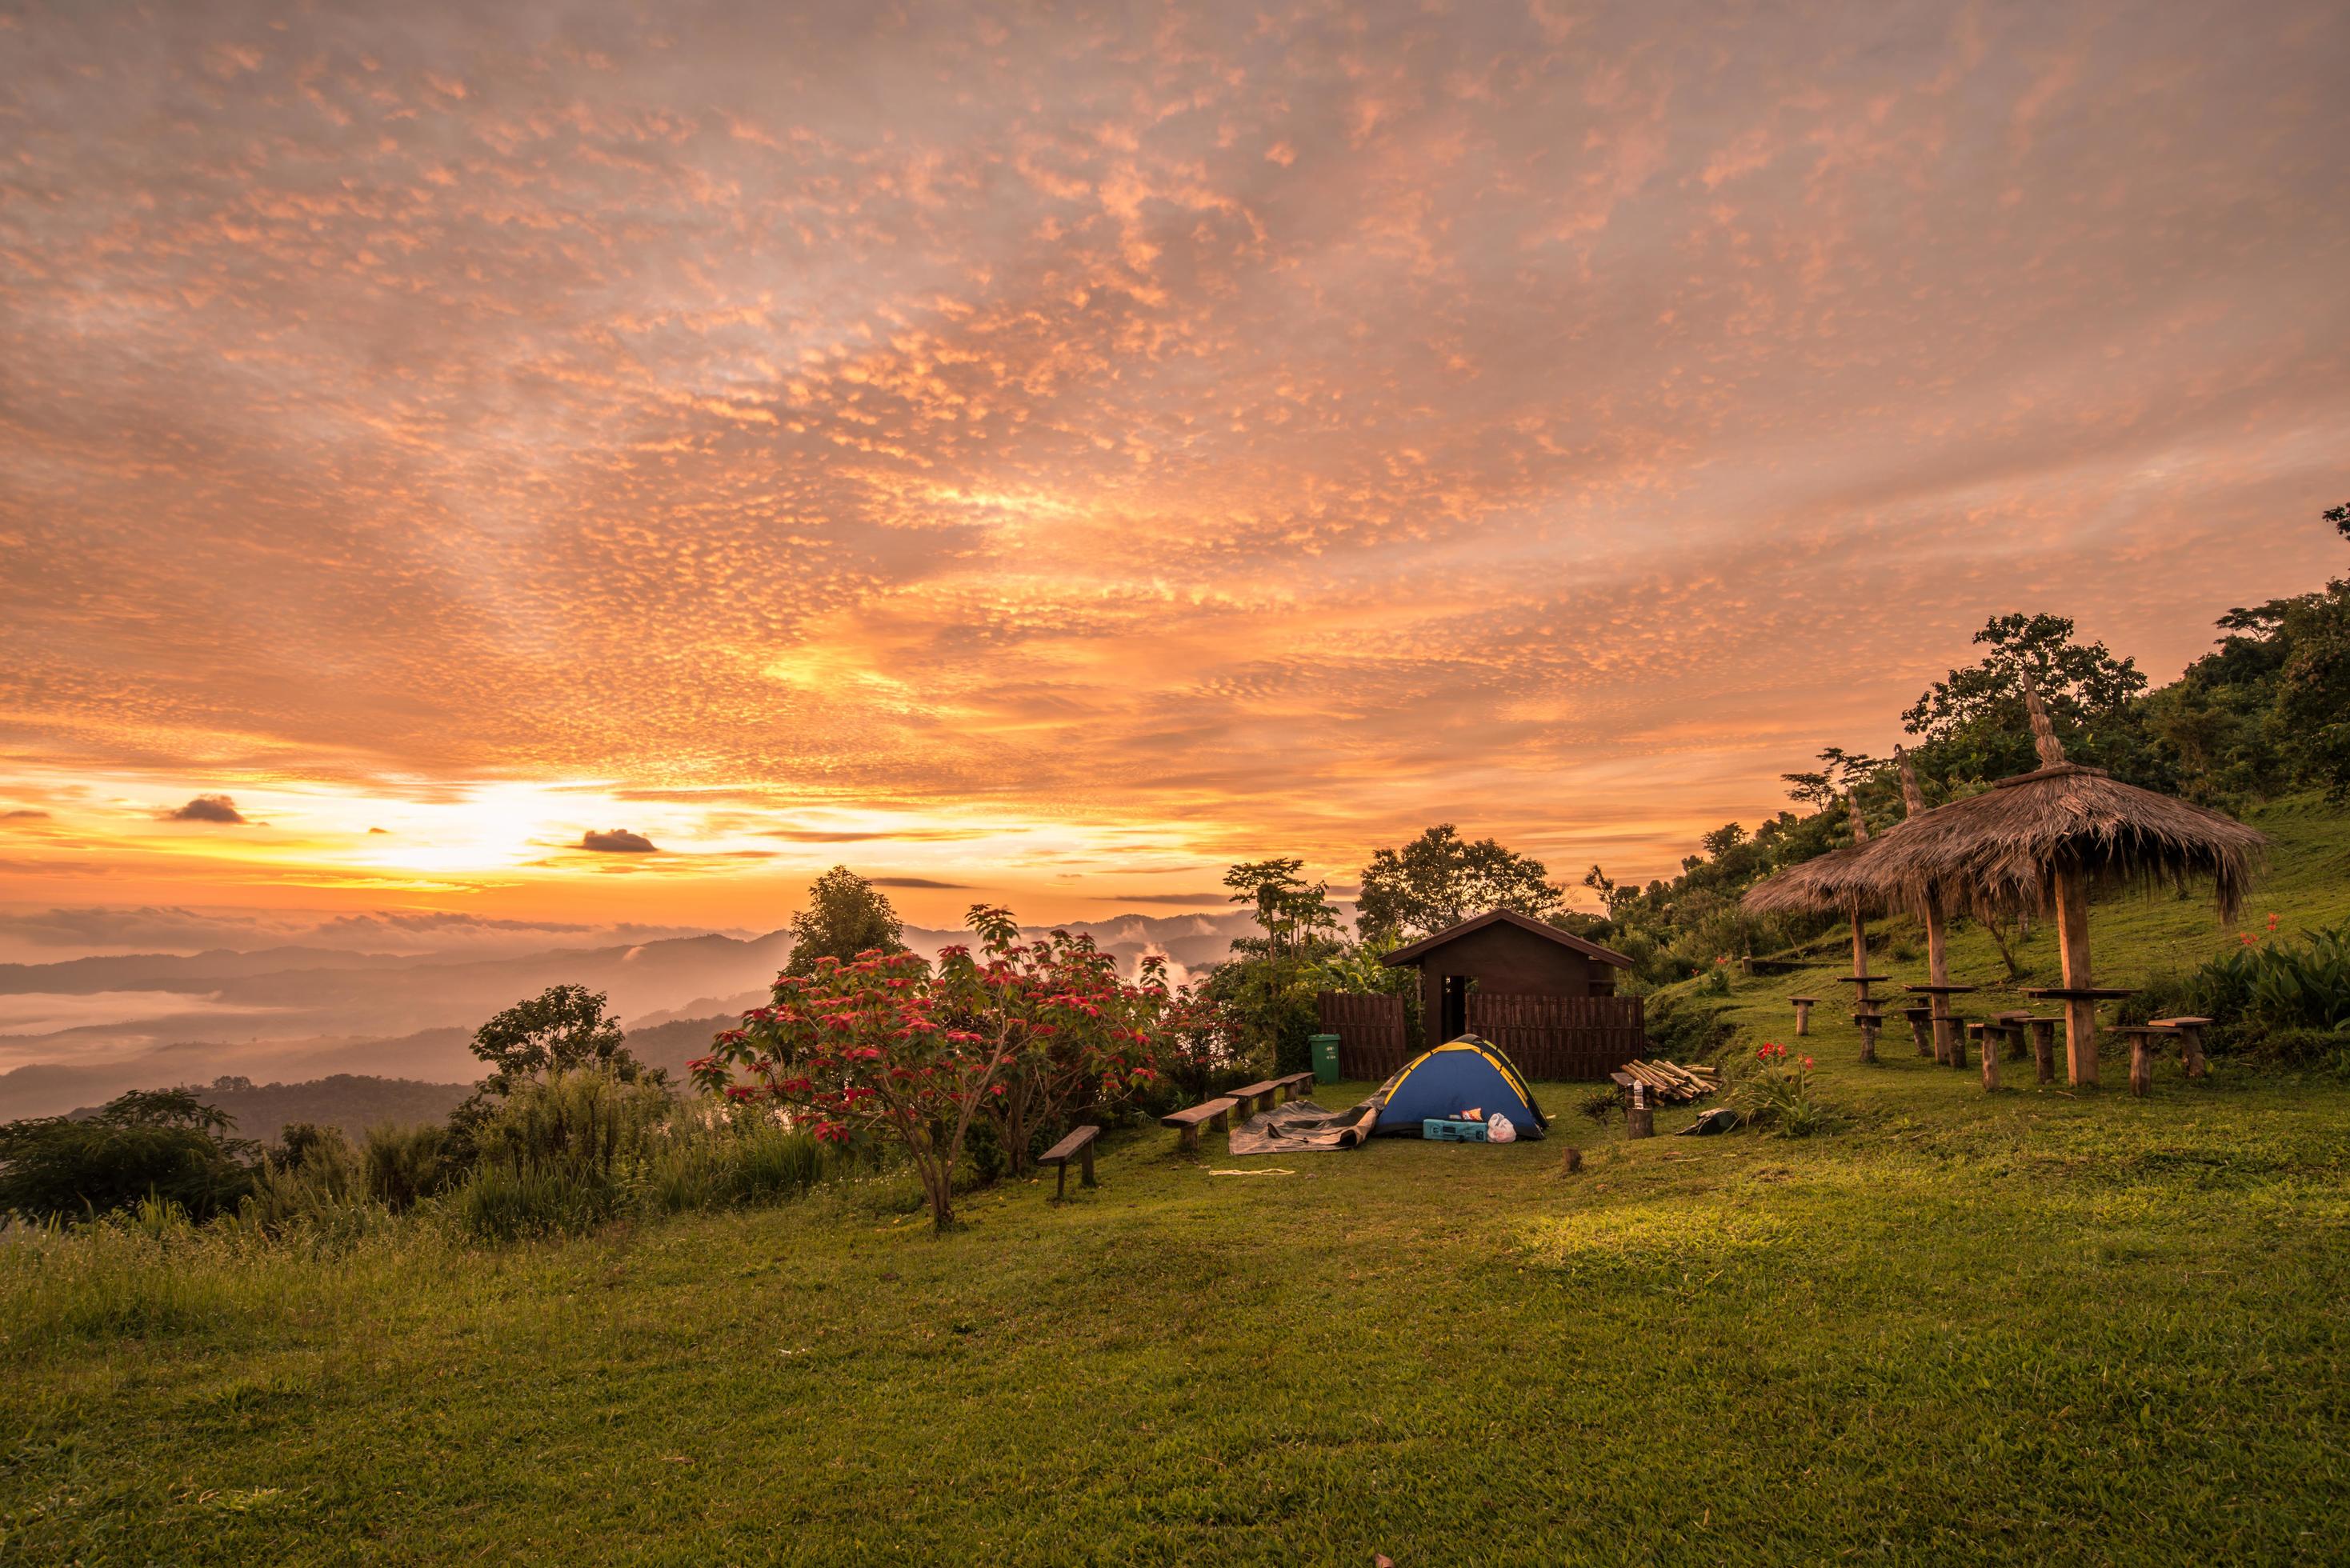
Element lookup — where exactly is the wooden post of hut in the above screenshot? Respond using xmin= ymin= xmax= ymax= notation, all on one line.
xmin=1896 ymin=747 xmax=1962 ymax=1068
xmin=2020 ymin=674 xmax=2102 ymax=1087
xmin=1844 ymin=793 xmax=1873 ymax=999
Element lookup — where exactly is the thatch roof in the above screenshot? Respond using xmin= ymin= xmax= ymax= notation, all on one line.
xmin=1742 ymin=675 xmax=2267 ymax=923
xmin=1739 ymin=836 xmax=1895 ymax=918
xmin=1834 ymin=760 xmax=2266 ymax=922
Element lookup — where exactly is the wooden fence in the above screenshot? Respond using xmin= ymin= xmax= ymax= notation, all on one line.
xmin=1466 ymin=992 xmax=1648 ymax=1080
xmin=1315 ymin=991 xmax=1411 ymax=1081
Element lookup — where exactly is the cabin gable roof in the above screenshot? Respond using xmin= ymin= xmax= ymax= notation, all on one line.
xmin=1378 ymin=907 xmax=1635 ymax=970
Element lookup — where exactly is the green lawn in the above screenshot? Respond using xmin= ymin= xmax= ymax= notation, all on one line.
xmin=3 ymin=805 xmax=2348 ymax=1564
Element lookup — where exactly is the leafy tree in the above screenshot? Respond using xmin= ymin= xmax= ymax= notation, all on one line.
xmin=467 ymin=984 xmax=651 ymax=1091
xmin=2273 ymin=580 xmax=2350 ymax=799
xmin=1901 ymin=613 xmax=2158 ymax=785
xmin=451 ymin=985 xmax=659 ymax=1150
xmin=785 ymin=865 xmax=908 ymax=975
xmin=1355 ymin=825 xmax=1565 ymax=941
xmin=0 ymin=1087 xmax=258 ymax=1223
xmin=2326 ymin=501 xmax=2348 ymax=540
xmin=1211 ymin=858 xmax=1346 ymax=1074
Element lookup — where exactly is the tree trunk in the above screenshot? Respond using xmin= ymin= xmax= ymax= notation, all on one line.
xmin=2053 ymin=862 xmax=2099 ymax=1087
xmin=1983 ymin=913 xmax=2024 ymax=980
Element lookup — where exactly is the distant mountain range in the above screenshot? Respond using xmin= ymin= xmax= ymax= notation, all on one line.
xmin=0 ymin=910 xmax=1263 ymax=1121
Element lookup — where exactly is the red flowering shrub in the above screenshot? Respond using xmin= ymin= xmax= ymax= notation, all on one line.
xmin=691 ymin=905 xmax=1179 ymax=1230
xmin=959 ymin=918 xmax=1179 ymax=1177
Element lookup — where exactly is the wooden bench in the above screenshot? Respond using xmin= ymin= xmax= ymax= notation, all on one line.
xmin=1038 ymin=1125 xmax=1100 ymax=1199
xmin=1271 ymin=1071 xmax=1315 ymax=1102
xmin=1160 ymin=1097 xmax=1237 ymax=1154
xmin=2150 ymin=1015 xmax=2212 ymax=1078
xmin=1227 ymin=1080 xmax=1280 ymax=1118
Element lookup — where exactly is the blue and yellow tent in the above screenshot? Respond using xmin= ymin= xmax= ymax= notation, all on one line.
xmin=1367 ymin=1034 xmax=1547 ymax=1138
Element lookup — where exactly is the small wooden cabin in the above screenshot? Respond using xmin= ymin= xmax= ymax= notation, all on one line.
xmin=1381 ymin=909 xmax=1635 ymax=1052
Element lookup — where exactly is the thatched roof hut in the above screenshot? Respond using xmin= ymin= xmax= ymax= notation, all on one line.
xmin=1747 ymin=686 xmax=2264 ymax=924
xmin=1743 ymin=671 xmax=2267 ymax=1088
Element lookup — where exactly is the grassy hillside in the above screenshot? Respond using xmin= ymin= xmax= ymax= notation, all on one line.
xmin=2 ymin=803 xmax=2345 ymax=1564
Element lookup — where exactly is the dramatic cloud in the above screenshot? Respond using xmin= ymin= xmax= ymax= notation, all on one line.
xmin=0 ymin=0 xmax=2344 ymax=934
xmin=1 ymin=811 xmax=49 ymax=822
xmin=166 ymin=796 xmax=247 ymax=825
xmin=578 ymin=830 xmax=659 ymax=854
xmin=868 ymin=877 xmax=970 ymax=889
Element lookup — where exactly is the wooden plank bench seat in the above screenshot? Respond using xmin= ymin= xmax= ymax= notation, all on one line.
xmin=1038 ymin=1125 xmax=1100 ymax=1199
xmin=1227 ymin=1080 xmax=1281 ymax=1118
xmin=1160 ymin=1097 xmax=1237 ymax=1154
xmin=1271 ymin=1071 xmax=1315 ymax=1101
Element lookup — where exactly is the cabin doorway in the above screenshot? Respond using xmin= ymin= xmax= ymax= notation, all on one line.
xmin=1441 ymin=974 xmax=1472 ymax=1042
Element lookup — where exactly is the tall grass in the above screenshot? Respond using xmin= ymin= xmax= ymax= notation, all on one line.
xmin=0 ymin=1196 xmax=453 ymax=1347
xmin=452 ymin=1070 xmax=835 ymax=1241
xmin=0 ymin=1074 xmax=843 ymax=1350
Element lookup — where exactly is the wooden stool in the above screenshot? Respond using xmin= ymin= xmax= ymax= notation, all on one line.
xmin=2150 ymin=1017 xmax=2212 ymax=1078
xmin=1900 ymin=1006 xmax=1934 ymax=1057
xmin=1992 ymin=1013 xmax=2032 ymax=1062
xmin=1852 ymin=1012 xmax=1884 ymax=1064
xmin=2025 ymin=1018 xmax=2059 ymax=1084
xmin=2114 ymin=1026 xmax=2176 ymax=1098
xmin=1790 ymin=996 xmax=1817 ymax=1037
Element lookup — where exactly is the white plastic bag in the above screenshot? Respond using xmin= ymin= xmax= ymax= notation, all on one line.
xmin=1487 ymin=1113 xmax=1516 ymax=1144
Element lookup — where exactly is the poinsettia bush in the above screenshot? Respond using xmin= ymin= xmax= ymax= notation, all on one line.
xmin=691 ymin=905 xmax=1180 ymax=1230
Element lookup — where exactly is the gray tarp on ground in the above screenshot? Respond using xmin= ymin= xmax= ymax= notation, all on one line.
xmin=1226 ymin=1098 xmax=1379 ymax=1155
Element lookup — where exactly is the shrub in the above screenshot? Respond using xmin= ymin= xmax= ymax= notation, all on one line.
xmin=637 ymin=1110 xmax=830 ymax=1215
xmin=451 ymin=1069 xmax=674 ymax=1242
xmin=1723 ymin=1042 xmax=1835 ymax=1137
xmin=362 ymin=1122 xmax=459 ymax=1212
xmin=240 ymin=1126 xmax=383 ymax=1241
xmin=0 ymin=1088 xmax=257 ymax=1224
xmin=2180 ymin=920 xmax=2350 ymax=1046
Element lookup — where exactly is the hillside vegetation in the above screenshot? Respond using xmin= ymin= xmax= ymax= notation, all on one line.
xmin=2 ymin=803 xmax=2345 ymax=1563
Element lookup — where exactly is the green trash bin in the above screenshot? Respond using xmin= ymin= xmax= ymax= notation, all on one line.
xmin=1309 ymin=1033 xmax=1343 ymax=1085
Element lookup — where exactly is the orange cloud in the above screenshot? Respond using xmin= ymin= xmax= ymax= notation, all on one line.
xmin=0 ymin=0 xmax=2344 ymax=935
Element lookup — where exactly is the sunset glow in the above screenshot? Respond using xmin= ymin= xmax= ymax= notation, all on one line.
xmin=2 ymin=0 xmax=2345 ymax=938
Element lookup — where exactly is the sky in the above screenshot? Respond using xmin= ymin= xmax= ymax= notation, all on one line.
xmin=2 ymin=0 xmax=2346 ymax=955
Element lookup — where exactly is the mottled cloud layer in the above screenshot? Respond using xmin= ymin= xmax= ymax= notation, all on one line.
xmin=2 ymin=0 xmax=2345 ymax=928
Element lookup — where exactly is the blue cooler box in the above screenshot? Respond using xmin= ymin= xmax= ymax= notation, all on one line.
xmin=1423 ymin=1118 xmax=1488 ymax=1142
